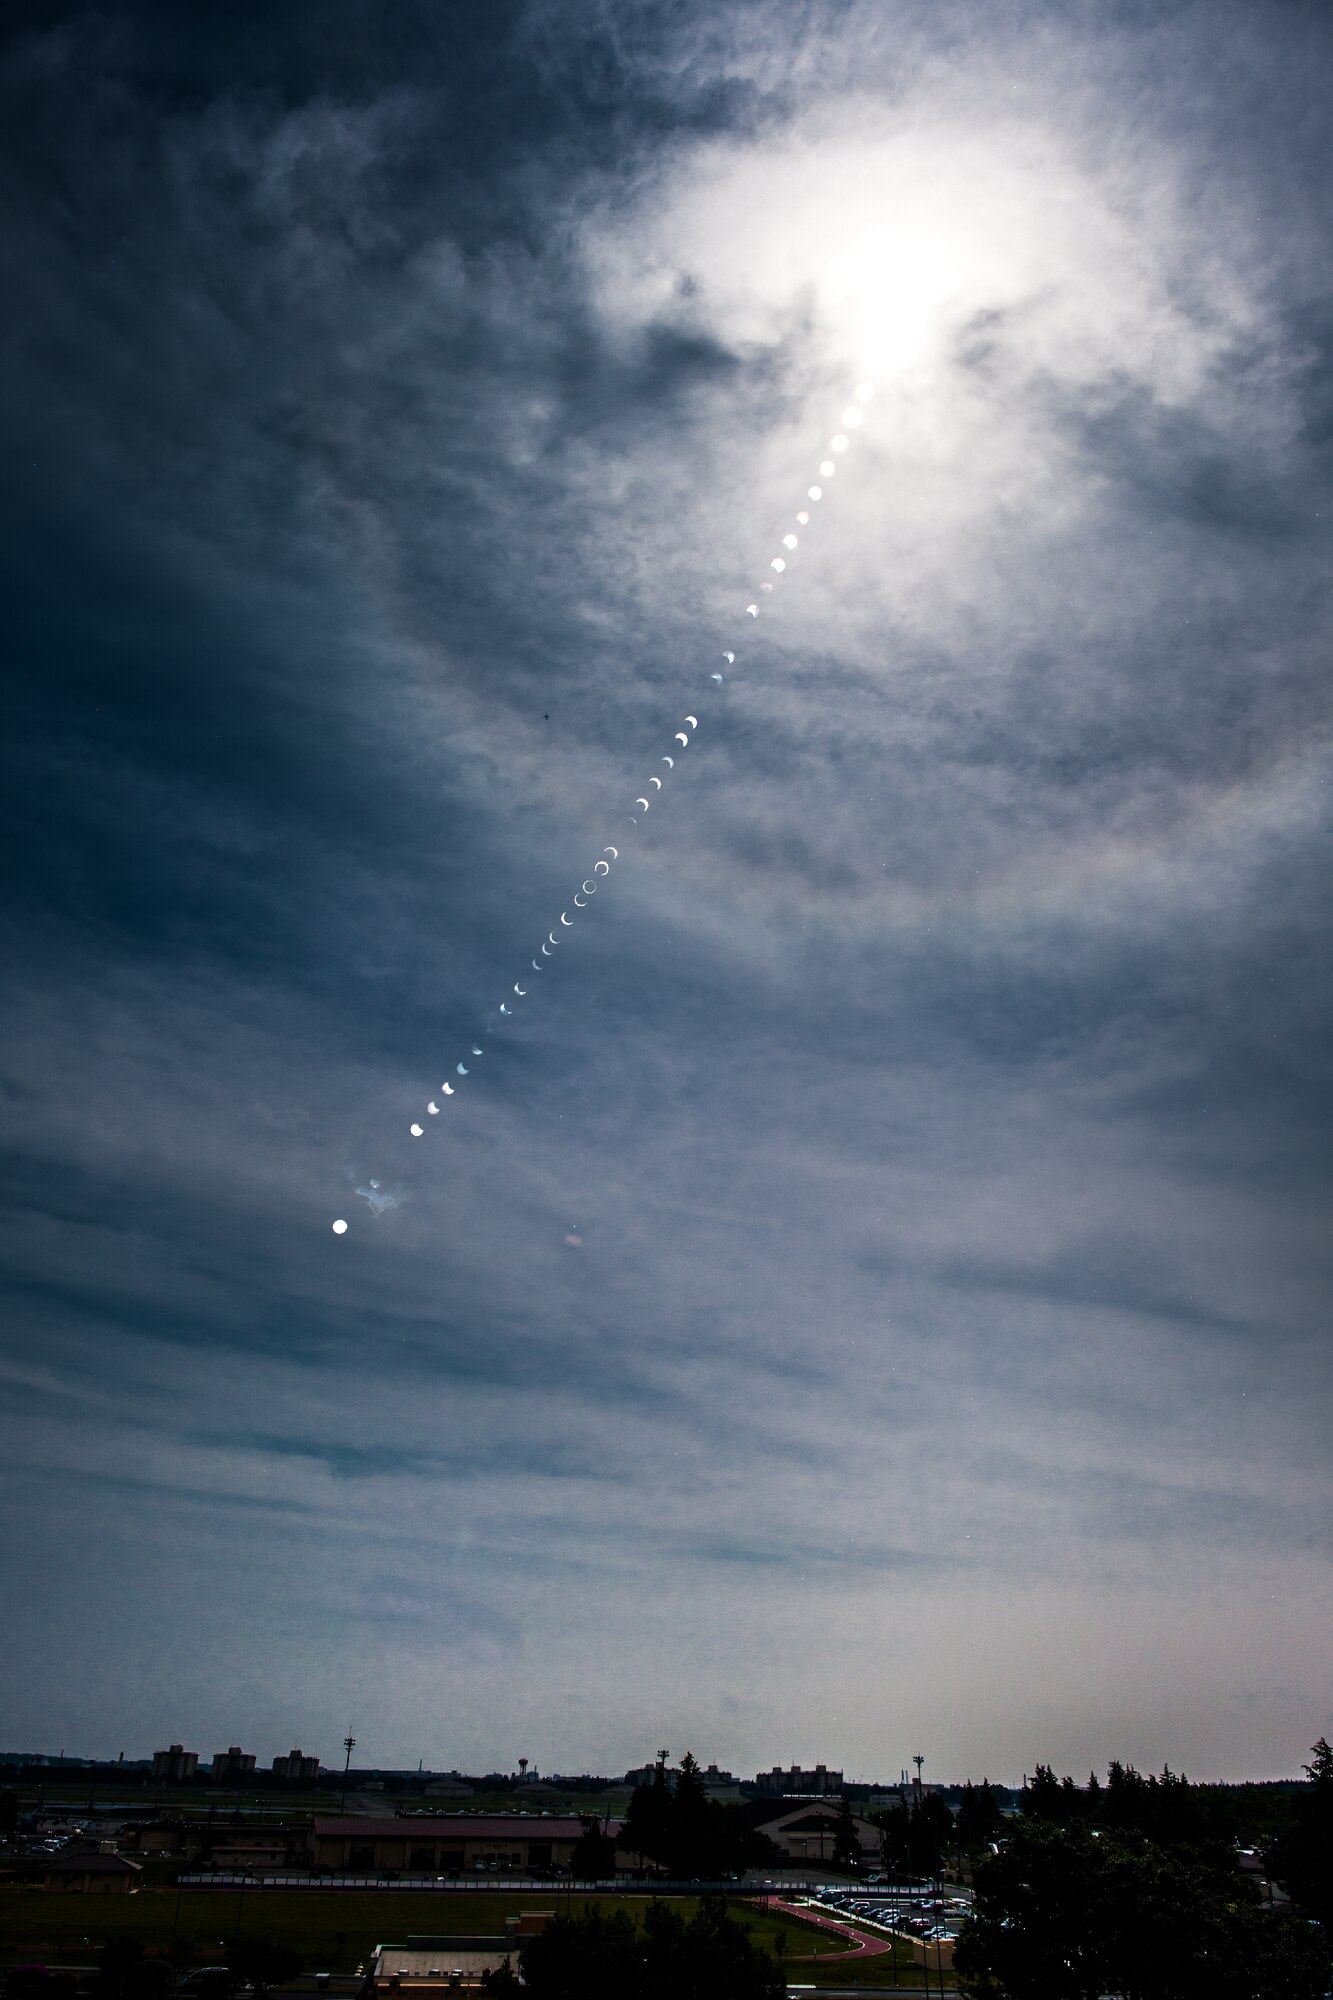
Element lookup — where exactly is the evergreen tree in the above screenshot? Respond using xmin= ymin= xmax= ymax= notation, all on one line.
xmin=666 ymin=1753 xmax=711 ymax=1876
xmin=620 ymin=1760 xmax=673 ymax=1868
xmin=519 ymin=1896 xmax=783 ymax=2000
xmin=1266 ymin=1736 xmax=1333 ymax=1929
xmin=871 ymin=1798 xmax=913 ymax=1876
xmin=831 ymin=1794 xmax=861 ymax=1869
xmin=956 ymin=1780 xmax=1003 ymax=1852
xmin=913 ymin=1791 xmax=954 ymax=1876
xmin=618 ymin=1751 xmax=780 ymax=1879
xmin=569 ymin=1815 xmax=618 ymax=1879
xmin=869 ymin=1793 xmax=951 ymax=1879
xmin=955 ymin=1820 xmax=1330 ymax=2000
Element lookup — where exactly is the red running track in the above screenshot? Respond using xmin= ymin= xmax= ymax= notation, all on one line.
xmin=765 ymin=1899 xmax=897 ymax=1961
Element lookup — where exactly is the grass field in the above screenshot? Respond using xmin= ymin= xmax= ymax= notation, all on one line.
xmin=0 ymin=1889 xmax=952 ymax=1989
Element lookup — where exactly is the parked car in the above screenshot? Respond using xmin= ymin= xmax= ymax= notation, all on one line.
xmin=174 ymin=1970 xmax=239 ymax=1998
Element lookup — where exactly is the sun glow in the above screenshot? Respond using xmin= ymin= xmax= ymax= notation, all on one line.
xmin=579 ymin=115 xmax=1196 ymax=397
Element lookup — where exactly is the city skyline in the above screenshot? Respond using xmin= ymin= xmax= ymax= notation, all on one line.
xmin=2 ymin=0 xmax=1330 ymax=1782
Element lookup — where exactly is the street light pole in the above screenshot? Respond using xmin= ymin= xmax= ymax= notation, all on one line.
xmin=341 ymin=1737 xmax=357 ymax=1813
xmin=912 ymin=1755 xmax=930 ymax=2000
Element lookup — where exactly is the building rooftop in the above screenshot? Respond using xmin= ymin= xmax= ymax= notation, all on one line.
xmin=313 ymin=1814 xmax=616 ymax=1839
xmin=46 ymin=1851 xmax=143 ymax=1875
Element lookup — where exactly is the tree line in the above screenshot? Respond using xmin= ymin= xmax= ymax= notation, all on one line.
xmin=487 ymin=1898 xmax=783 ymax=2000
xmin=570 ymin=1752 xmax=780 ymax=1880
xmin=954 ymin=1737 xmax=1333 ymax=1999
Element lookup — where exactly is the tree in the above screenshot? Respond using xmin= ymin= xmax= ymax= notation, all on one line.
xmin=1020 ymin=1760 xmax=1233 ymax=1846
xmin=119 ymin=1967 xmax=172 ymax=2000
xmin=97 ymin=1941 xmax=146 ymax=1998
xmin=519 ymin=1896 xmax=783 ymax=2000
xmin=872 ymin=1799 xmax=912 ymax=1876
xmin=1022 ymin=1765 xmax=1081 ymax=1826
xmin=954 ymin=1819 xmax=1330 ymax=2000
xmin=666 ymin=1754 xmax=712 ymax=1876
xmin=518 ymin=1904 xmax=641 ymax=2000
xmin=869 ymin=1791 xmax=951 ymax=1879
xmin=224 ymin=1941 xmax=304 ymax=1995
xmin=569 ymin=1815 xmax=618 ymax=1880
xmin=956 ymin=1780 xmax=1003 ymax=1854
xmin=620 ymin=1760 xmax=673 ymax=1870
xmin=1266 ymin=1735 xmax=1333 ymax=1929
xmin=617 ymin=1751 xmax=779 ymax=1880
xmin=831 ymin=1794 xmax=861 ymax=1870
xmin=914 ymin=1790 xmax=954 ymax=1876
xmin=654 ymin=1895 xmax=785 ymax=2000
xmin=8 ymin=1974 xmax=75 ymax=2000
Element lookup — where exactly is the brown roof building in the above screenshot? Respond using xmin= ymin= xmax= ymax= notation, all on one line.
xmin=44 ymin=1848 xmax=143 ymax=1894
xmin=741 ymin=1799 xmax=881 ymax=1864
xmin=310 ymin=1815 xmax=619 ymax=1876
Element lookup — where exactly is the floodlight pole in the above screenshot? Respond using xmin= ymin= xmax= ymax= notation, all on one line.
xmin=341 ymin=1735 xmax=357 ymax=1812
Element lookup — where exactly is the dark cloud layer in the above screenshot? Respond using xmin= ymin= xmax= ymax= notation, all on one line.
xmin=1 ymin=0 xmax=1330 ymax=1781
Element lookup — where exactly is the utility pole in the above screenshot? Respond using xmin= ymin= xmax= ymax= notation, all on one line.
xmin=912 ymin=1755 xmax=929 ymax=2000
xmin=341 ymin=1735 xmax=356 ymax=1812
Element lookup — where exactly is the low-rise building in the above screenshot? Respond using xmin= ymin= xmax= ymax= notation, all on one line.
xmin=743 ymin=1800 xmax=881 ymax=1864
xmin=119 ymin=1819 xmax=185 ymax=1857
xmin=43 ymin=1846 xmax=143 ymax=1894
xmin=310 ymin=1815 xmax=617 ymax=1875
xmin=192 ymin=1822 xmax=312 ymax=1871
xmin=365 ymin=1914 xmax=554 ymax=1993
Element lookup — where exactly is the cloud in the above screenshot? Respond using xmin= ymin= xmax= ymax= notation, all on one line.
xmin=0 ymin=0 xmax=1330 ymax=1781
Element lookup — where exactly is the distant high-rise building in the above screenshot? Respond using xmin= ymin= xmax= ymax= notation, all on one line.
xmin=212 ymin=1747 xmax=257 ymax=1782
xmin=272 ymin=1747 xmax=320 ymax=1781
xmin=754 ymin=1762 xmax=843 ymax=1796
xmin=151 ymin=1745 xmax=199 ymax=1783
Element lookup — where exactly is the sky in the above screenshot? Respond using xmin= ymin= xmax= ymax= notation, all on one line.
xmin=1 ymin=0 xmax=1331 ymax=1788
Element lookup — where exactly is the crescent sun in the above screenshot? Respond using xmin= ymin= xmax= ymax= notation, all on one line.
xmin=605 ymin=847 xmax=618 ymax=859
xmin=649 ymin=776 xmax=662 ymax=789
xmin=500 ymin=1003 xmax=511 ymax=1014
xmin=674 ymin=733 xmax=688 ymax=746
xmin=574 ymin=894 xmax=586 ymax=907
xmin=532 ymin=958 xmax=543 ymax=970
xmin=636 ymin=799 xmax=650 ymax=811
xmin=595 ymin=860 xmax=609 ymax=874
xmin=561 ymin=912 xmax=573 ymax=925
xmin=549 ymin=932 xmax=559 ymax=945
xmin=515 ymin=984 xmax=526 ymax=995
xmin=542 ymin=943 xmax=553 ymax=955
xmin=684 ymin=715 xmax=698 ymax=728
xmin=442 ymin=1083 xmax=455 ymax=1095
xmin=662 ymin=756 xmax=673 ymax=768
